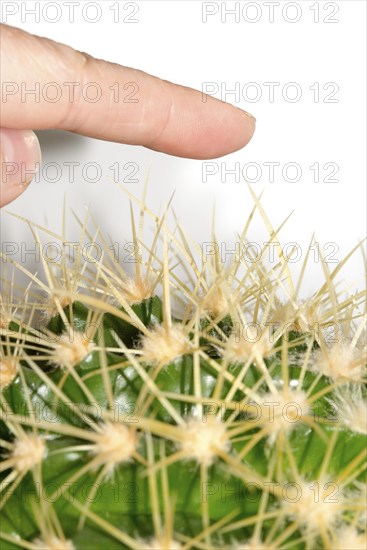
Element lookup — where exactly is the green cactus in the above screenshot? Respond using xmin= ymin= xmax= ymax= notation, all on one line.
xmin=0 ymin=188 xmax=366 ymax=550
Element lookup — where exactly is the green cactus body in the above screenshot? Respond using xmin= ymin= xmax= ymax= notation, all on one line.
xmin=0 ymin=191 xmax=366 ymax=550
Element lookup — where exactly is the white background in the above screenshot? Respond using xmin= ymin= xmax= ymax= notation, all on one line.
xmin=1 ymin=0 xmax=366 ymax=296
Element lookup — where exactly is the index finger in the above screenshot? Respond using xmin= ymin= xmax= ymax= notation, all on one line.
xmin=0 ymin=24 xmax=256 ymax=159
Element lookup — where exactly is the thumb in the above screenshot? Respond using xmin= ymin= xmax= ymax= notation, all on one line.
xmin=0 ymin=128 xmax=41 ymax=207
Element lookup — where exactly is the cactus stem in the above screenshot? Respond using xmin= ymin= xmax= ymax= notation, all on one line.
xmin=1 ymin=187 xmax=365 ymax=549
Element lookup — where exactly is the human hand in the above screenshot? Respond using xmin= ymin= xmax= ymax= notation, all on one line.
xmin=0 ymin=23 xmax=256 ymax=207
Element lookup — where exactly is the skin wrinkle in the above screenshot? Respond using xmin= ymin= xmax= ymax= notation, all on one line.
xmin=145 ymin=83 xmax=175 ymax=150
xmin=59 ymin=52 xmax=100 ymax=133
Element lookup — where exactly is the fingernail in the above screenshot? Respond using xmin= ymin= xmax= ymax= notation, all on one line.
xmin=0 ymin=129 xmax=41 ymax=207
xmin=238 ymin=108 xmax=256 ymax=123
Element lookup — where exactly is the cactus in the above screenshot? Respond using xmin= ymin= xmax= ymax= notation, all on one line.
xmin=0 ymin=187 xmax=366 ymax=550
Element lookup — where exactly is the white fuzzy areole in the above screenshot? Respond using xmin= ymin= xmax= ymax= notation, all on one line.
xmin=0 ymin=356 xmax=19 ymax=389
xmin=140 ymin=324 xmax=188 ymax=365
xmin=202 ymin=284 xmax=231 ymax=318
xmin=223 ymin=326 xmax=273 ymax=364
xmin=259 ymin=388 xmax=310 ymax=445
xmin=91 ymin=421 xmax=136 ymax=474
xmin=141 ymin=538 xmax=182 ymax=550
xmin=121 ymin=277 xmax=152 ymax=304
xmin=180 ymin=416 xmax=230 ymax=466
xmin=234 ymin=539 xmax=275 ymax=550
xmin=271 ymin=300 xmax=320 ymax=334
xmin=51 ymin=330 xmax=95 ymax=369
xmin=0 ymin=311 xmax=10 ymax=329
xmin=43 ymin=294 xmax=72 ymax=322
xmin=11 ymin=434 xmax=46 ymax=473
xmin=314 ymin=342 xmax=365 ymax=382
xmin=332 ymin=389 xmax=367 ymax=435
xmin=333 ymin=527 xmax=367 ymax=550
xmin=33 ymin=536 xmax=75 ymax=550
xmin=281 ymin=478 xmax=342 ymax=532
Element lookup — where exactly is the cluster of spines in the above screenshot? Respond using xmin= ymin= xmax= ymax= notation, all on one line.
xmin=0 ymin=187 xmax=366 ymax=550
